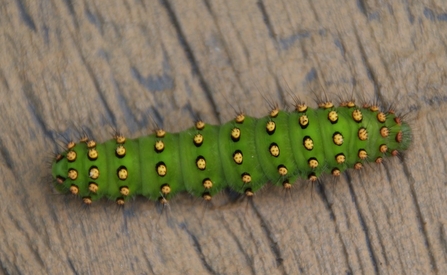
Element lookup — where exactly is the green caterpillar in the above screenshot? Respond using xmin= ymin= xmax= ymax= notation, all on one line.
xmin=52 ymin=100 xmax=412 ymax=206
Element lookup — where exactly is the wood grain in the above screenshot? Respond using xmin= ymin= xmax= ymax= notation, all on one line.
xmin=1 ymin=0 xmax=446 ymax=274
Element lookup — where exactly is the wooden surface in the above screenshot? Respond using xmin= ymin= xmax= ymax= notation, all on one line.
xmin=1 ymin=0 xmax=446 ymax=274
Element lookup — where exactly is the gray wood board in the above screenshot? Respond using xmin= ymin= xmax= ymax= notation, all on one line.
xmin=0 ymin=0 xmax=446 ymax=274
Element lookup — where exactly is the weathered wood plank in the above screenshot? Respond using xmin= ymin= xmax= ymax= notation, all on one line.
xmin=0 ymin=0 xmax=446 ymax=274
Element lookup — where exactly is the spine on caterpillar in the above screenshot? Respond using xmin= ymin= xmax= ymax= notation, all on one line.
xmin=52 ymin=100 xmax=412 ymax=205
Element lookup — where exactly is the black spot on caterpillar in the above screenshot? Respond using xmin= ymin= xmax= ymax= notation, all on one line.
xmin=52 ymin=100 xmax=412 ymax=206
